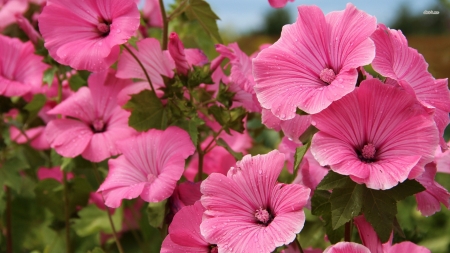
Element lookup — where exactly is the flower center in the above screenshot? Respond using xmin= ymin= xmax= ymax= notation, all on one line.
xmin=210 ymin=246 xmax=218 ymax=253
xmin=255 ymin=207 xmax=273 ymax=225
xmin=320 ymin=68 xmax=336 ymax=84
xmin=91 ymin=118 xmax=106 ymax=133
xmin=359 ymin=143 xmax=377 ymax=163
xmin=147 ymin=174 xmax=157 ymax=184
xmin=97 ymin=22 xmax=110 ymax=36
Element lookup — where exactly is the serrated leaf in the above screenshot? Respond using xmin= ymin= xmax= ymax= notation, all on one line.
xmin=311 ymin=190 xmax=331 ymax=216
xmin=385 ymin=179 xmax=425 ymax=201
xmin=362 ymin=187 xmax=397 ymax=243
xmin=123 ymin=90 xmax=168 ymax=131
xmin=185 ymin=0 xmax=222 ymax=43
xmin=43 ymin=68 xmax=57 ymax=86
xmin=73 ymin=204 xmax=123 ymax=236
xmin=216 ymin=138 xmax=243 ymax=160
xmin=293 ymin=142 xmax=310 ymax=174
xmin=147 ymin=199 xmax=167 ymax=228
xmin=330 ymin=183 xmax=364 ymax=229
xmin=24 ymin=94 xmax=46 ymax=121
xmin=323 ymin=211 xmax=345 ymax=243
xmin=187 ymin=65 xmax=213 ymax=88
xmin=68 ymin=74 xmax=86 ymax=92
xmin=316 ymin=171 xmax=355 ymax=190
xmin=208 ymin=105 xmax=229 ymax=127
xmin=228 ymin=107 xmax=246 ymax=133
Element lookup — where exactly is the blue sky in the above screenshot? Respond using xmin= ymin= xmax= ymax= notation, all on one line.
xmin=169 ymin=0 xmax=439 ymax=34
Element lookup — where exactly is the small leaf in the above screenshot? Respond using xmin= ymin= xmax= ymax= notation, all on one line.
xmin=208 ymin=105 xmax=230 ymax=127
xmin=385 ymin=179 xmax=425 ymax=201
xmin=187 ymin=65 xmax=213 ymax=88
xmin=217 ymin=81 xmax=235 ymax=108
xmin=124 ymin=90 xmax=168 ymax=131
xmin=311 ymin=190 xmax=331 ymax=216
xmin=362 ymin=187 xmax=397 ymax=243
xmin=330 ymin=183 xmax=364 ymax=229
xmin=0 ymin=155 xmax=29 ymax=192
xmin=323 ymin=211 xmax=345 ymax=244
xmin=172 ymin=117 xmax=204 ymax=146
xmin=61 ymin=157 xmax=74 ymax=172
xmin=216 ymin=138 xmax=243 ymax=160
xmin=293 ymin=142 xmax=310 ymax=174
xmin=316 ymin=171 xmax=355 ymax=190
xmin=43 ymin=68 xmax=57 ymax=86
xmin=68 ymin=74 xmax=86 ymax=92
xmin=73 ymin=204 xmax=123 ymax=236
xmin=50 ymin=149 xmax=62 ymax=166
xmin=24 ymin=94 xmax=46 ymax=121
xmin=128 ymin=36 xmax=139 ymax=50
xmin=228 ymin=107 xmax=247 ymax=133
xmin=185 ymin=0 xmax=223 ymax=43
xmin=147 ymin=199 xmax=167 ymax=228
xmin=88 ymin=247 xmax=105 ymax=253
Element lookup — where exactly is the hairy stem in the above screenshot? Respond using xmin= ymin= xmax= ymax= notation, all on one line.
xmin=6 ymin=186 xmax=13 ymax=253
xmin=122 ymin=44 xmax=156 ymax=92
xmin=92 ymin=163 xmax=125 ymax=253
xmin=159 ymin=0 xmax=168 ymax=50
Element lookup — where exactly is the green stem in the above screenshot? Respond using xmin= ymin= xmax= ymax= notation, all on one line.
xmin=122 ymin=44 xmax=156 ymax=92
xmin=159 ymin=0 xmax=168 ymax=50
xmin=92 ymin=163 xmax=125 ymax=253
xmin=167 ymin=0 xmax=188 ymax=21
xmin=6 ymin=186 xmax=13 ymax=253
xmin=196 ymin=136 xmax=204 ymax=182
xmin=62 ymin=171 xmax=72 ymax=253
xmin=296 ymin=236 xmax=304 ymax=253
xmin=345 ymin=220 xmax=352 ymax=242
xmin=203 ymin=128 xmax=224 ymax=154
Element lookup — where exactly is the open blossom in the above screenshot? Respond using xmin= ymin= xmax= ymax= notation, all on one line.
xmin=371 ymin=24 xmax=450 ymax=148
xmin=38 ymin=0 xmax=140 ymax=71
xmin=311 ymin=78 xmax=438 ymax=190
xmin=98 ymin=126 xmax=195 ymax=208
xmin=45 ymin=70 xmax=135 ymax=162
xmin=142 ymin=0 xmax=163 ymax=28
xmin=200 ymin=150 xmax=310 ymax=253
xmin=161 ymin=201 xmax=213 ymax=253
xmin=415 ymin=163 xmax=450 ymax=216
xmin=0 ymin=34 xmax=48 ymax=97
xmin=253 ymin=3 xmax=376 ymax=118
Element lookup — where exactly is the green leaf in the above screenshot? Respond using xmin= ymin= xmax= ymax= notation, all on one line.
xmin=385 ymin=179 xmax=425 ymax=201
xmin=362 ymin=187 xmax=397 ymax=243
xmin=293 ymin=142 xmax=310 ymax=174
xmin=311 ymin=190 xmax=331 ymax=216
xmin=323 ymin=211 xmax=345 ymax=244
xmin=127 ymin=36 xmax=139 ymax=50
xmin=50 ymin=149 xmax=62 ymax=166
xmin=0 ymin=155 xmax=29 ymax=192
xmin=216 ymin=138 xmax=244 ymax=160
xmin=316 ymin=171 xmax=355 ymax=190
xmin=43 ymin=68 xmax=57 ymax=86
xmin=73 ymin=204 xmax=123 ymax=236
xmin=24 ymin=94 xmax=46 ymax=121
xmin=187 ymin=65 xmax=213 ymax=87
xmin=61 ymin=157 xmax=74 ymax=172
xmin=185 ymin=0 xmax=222 ymax=43
xmin=330 ymin=183 xmax=364 ymax=229
xmin=34 ymin=179 xmax=65 ymax=220
xmin=88 ymin=247 xmax=105 ymax=253
xmin=208 ymin=105 xmax=229 ymax=127
xmin=68 ymin=74 xmax=86 ymax=92
xmin=147 ymin=199 xmax=167 ymax=228
xmin=172 ymin=117 xmax=204 ymax=146
xmin=228 ymin=107 xmax=247 ymax=133
xmin=217 ymin=81 xmax=235 ymax=108
xmin=124 ymin=90 xmax=168 ymax=131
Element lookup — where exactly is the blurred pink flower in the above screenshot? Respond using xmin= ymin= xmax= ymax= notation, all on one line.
xmin=253 ymin=3 xmax=376 ymax=118
xmin=161 ymin=201 xmax=213 ymax=253
xmin=38 ymin=0 xmax=140 ymax=71
xmin=371 ymin=24 xmax=450 ymax=148
xmin=0 ymin=34 xmax=48 ymax=97
xmin=98 ymin=126 xmax=195 ymax=208
xmin=268 ymin=0 xmax=294 ymax=8
xmin=142 ymin=0 xmax=162 ymax=28
xmin=415 ymin=162 xmax=450 ymax=216
xmin=169 ymin=181 xmax=202 ymax=216
xmin=0 ymin=0 xmax=28 ymax=31
xmin=323 ymin=242 xmax=370 ymax=253
xmin=200 ymin=150 xmax=310 ymax=253
xmin=311 ymin=78 xmax=438 ymax=190
xmin=45 ymin=70 xmax=135 ymax=162
xmin=37 ymin=167 xmax=74 ymax=182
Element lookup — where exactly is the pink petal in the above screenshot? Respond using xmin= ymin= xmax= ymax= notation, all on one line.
xmin=0 ymin=0 xmax=28 ymax=31
xmin=142 ymin=0 xmax=163 ymax=28
xmin=45 ymin=119 xmax=93 ymax=158
xmin=354 ymin=215 xmax=384 ymax=253
xmin=268 ymin=0 xmax=292 ymax=8
xmin=37 ymin=167 xmax=74 ymax=182
xmin=415 ymin=163 xmax=450 ymax=216
xmin=387 ymin=242 xmax=430 ymax=253
xmin=323 ymin=242 xmax=371 ymax=253
xmin=168 ymin=32 xmax=190 ymax=75
xmin=47 ymin=87 xmax=95 ymax=123
xmin=116 ymin=38 xmax=174 ymax=87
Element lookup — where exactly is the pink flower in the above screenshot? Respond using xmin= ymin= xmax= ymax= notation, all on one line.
xmin=436 ymin=143 xmax=450 ymax=174
xmin=45 ymin=70 xmax=135 ymax=162
xmin=415 ymin=163 xmax=450 ymax=216
xmin=10 ymin=126 xmax=49 ymax=150
xmin=116 ymin=38 xmax=174 ymax=88
xmin=371 ymin=24 xmax=450 ymax=148
xmin=311 ymin=78 xmax=439 ymax=190
xmin=200 ymin=150 xmax=311 ymax=253
xmin=168 ymin=32 xmax=190 ymax=75
xmin=354 ymin=215 xmax=430 ymax=253
xmin=0 ymin=34 xmax=48 ymax=97
xmin=253 ymin=3 xmax=376 ymax=118
xmin=169 ymin=181 xmax=202 ymax=217
xmin=268 ymin=0 xmax=294 ymax=8
xmin=15 ymin=14 xmax=41 ymax=44
xmin=324 ymin=242 xmax=370 ymax=253
xmin=97 ymin=126 xmax=195 ymax=208
xmin=0 ymin=0 xmax=28 ymax=31
xmin=38 ymin=0 xmax=140 ymax=71
xmin=161 ymin=201 xmax=213 ymax=253
xmin=262 ymin=108 xmax=311 ymax=141
xmin=37 ymin=167 xmax=74 ymax=182
xmin=142 ymin=0 xmax=163 ymax=28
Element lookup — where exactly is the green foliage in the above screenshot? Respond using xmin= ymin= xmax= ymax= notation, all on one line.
xmin=43 ymin=68 xmax=57 ymax=86
xmin=208 ymin=105 xmax=246 ymax=134
xmin=293 ymin=142 xmax=310 ymax=175
xmin=68 ymin=74 xmax=87 ymax=92
xmin=184 ymin=0 xmax=223 ymax=43
xmin=24 ymin=94 xmax=46 ymax=122
xmin=147 ymin=200 xmax=167 ymax=228
xmin=216 ymin=138 xmax=244 ymax=160
xmin=73 ymin=204 xmax=123 ymax=236
xmin=217 ymin=82 xmax=235 ymax=108
xmin=124 ymin=90 xmax=168 ymax=131
xmin=0 ymin=154 xmax=29 ymax=192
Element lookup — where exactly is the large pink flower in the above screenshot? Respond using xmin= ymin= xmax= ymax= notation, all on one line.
xmin=311 ymin=78 xmax=439 ymax=190
xmin=161 ymin=201 xmax=212 ymax=253
xmin=38 ymin=0 xmax=140 ymax=71
xmin=45 ymin=70 xmax=135 ymax=162
xmin=253 ymin=3 xmax=376 ymax=118
xmin=371 ymin=24 xmax=450 ymax=148
xmin=0 ymin=34 xmax=48 ymax=97
xmin=200 ymin=150 xmax=310 ymax=253
xmin=97 ymin=126 xmax=195 ymax=208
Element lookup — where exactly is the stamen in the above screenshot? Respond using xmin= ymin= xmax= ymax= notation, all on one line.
xmin=92 ymin=118 xmax=105 ymax=132
xmin=359 ymin=143 xmax=377 ymax=163
xmin=320 ymin=68 xmax=336 ymax=84
xmin=255 ymin=207 xmax=271 ymax=224
xmin=97 ymin=23 xmax=110 ymax=36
